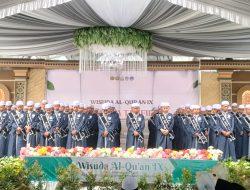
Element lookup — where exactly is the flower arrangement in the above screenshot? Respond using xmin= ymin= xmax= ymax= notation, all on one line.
xmin=20 ymin=146 xmax=223 ymax=160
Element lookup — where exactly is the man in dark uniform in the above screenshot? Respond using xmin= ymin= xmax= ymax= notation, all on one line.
xmin=66 ymin=103 xmax=77 ymax=148
xmin=108 ymin=103 xmax=121 ymax=147
xmin=25 ymin=101 xmax=41 ymax=147
xmin=40 ymin=100 xmax=48 ymax=113
xmin=126 ymin=103 xmax=145 ymax=149
xmin=231 ymin=103 xmax=244 ymax=159
xmin=40 ymin=104 xmax=57 ymax=146
xmin=183 ymin=105 xmax=194 ymax=149
xmin=8 ymin=101 xmax=27 ymax=156
xmin=66 ymin=102 xmax=85 ymax=148
xmin=217 ymin=101 xmax=236 ymax=161
xmin=78 ymin=103 xmax=88 ymax=147
xmin=180 ymin=106 xmax=193 ymax=149
xmin=0 ymin=101 xmax=9 ymax=157
xmin=187 ymin=105 xmax=207 ymax=149
xmin=239 ymin=104 xmax=250 ymax=158
xmin=59 ymin=103 xmax=68 ymax=148
xmin=97 ymin=103 xmax=118 ymax=148
xmin=207 ymin=104 xmax=220 ymax=148
xmin=34 ymin=103 xmax=42 ymax=146
xmin=5 ymin=101 xmax=13 ymax=114
xmin=155 ymin=102 xmax=174 ymax=149
xmin=147 ymin=108 xmax=158 ymax=148
xmin=85 ymin=104 xmax=98 ymax=148
xmin=173 ymin=106 xmax=186 ymax=150
xmin=201 ymin=106 xmax=210 ymax=149
xmin=53 ymin=101 xmax=63 ymax=147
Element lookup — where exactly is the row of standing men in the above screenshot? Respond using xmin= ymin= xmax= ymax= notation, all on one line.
xmin=0 ymin=100 xmax=249 ymax=160
xmin=0 ymin=100 xmax=136 ymax=157
xmin=148 ymin=101 xmax=250 ymax=161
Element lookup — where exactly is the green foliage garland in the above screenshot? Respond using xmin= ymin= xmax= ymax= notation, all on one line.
xmin=74 ymin=27 xmax=152 ymax=51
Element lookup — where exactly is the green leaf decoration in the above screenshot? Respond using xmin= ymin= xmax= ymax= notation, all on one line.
xmin=73 ymin=27 xmax=152 ymax=51
xmin=47 ymin=80 xmax=55 ymax=91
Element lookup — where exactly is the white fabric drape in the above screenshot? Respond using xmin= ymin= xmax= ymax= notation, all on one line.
xmin=168 ymin=0 xmax=250 ymax=26
xmin=1 ymin=0 xmax=250 ymax=26
xmin=85 ymin=0 xmax=151 ymax=27
xmin=0 ymin=0 xmax=106 ymax=56
xmin=0 ymin=0 xmax=250 ymax=57
xmin=0 ymin=0 xmax=72 ymax=19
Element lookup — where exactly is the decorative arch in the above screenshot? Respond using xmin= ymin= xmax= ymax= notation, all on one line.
xmin=0 ymin=83 xmax=10 ymax=101
xmin=237 ymin=85 xmax=250 ymax=104
xmin=242 ymin=91 xmax=250 ymax=104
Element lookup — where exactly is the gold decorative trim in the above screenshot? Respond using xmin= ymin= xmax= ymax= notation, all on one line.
xmin=0 ymin=58 xmax=250 ymax=70
xmin=0 ymin=59 xmax=78 ymax=70
xmin=200 ymin=60 xmax=250 ymax=70
xmin=0 ymin=59 xmax=199 ymax=70
xmin=147 ymin=61 xmax=199 ymax=70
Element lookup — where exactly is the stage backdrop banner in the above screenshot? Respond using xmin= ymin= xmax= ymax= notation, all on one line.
xmin=47 ymin=70 xmax=198 ymax=118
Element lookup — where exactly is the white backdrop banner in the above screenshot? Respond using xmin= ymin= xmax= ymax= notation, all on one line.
xmin=47 ymin=70 xmax=198 ymax=118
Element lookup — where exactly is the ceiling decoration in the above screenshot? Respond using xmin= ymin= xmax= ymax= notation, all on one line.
xmin=0 ymin=0 xmax=249 ymax=58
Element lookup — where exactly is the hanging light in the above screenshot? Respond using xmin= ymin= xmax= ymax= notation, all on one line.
xmin=74 ymin=27 xmax=152 ymax=73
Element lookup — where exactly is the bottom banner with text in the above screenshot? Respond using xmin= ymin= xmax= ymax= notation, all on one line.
xmin=25 ymin=157 xmax=217 ymax=183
